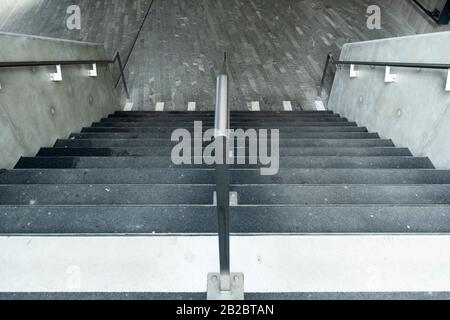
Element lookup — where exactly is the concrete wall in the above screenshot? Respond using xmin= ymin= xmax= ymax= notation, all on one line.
xmin=0 ymin=32 xmax=120 ymax=169
xmin=328 ymin=31 xmax=450 ymax=169
xmin=389 ymin=0 xmax=450 ymax=34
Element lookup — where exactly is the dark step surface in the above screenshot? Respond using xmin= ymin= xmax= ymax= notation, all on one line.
xmin=114 ymin=110 xmax=335 ymax=116
xmin=91 ymin=121 xmax=359 ymax=127
xmin=81 ymin=126 xmax=369 ymax=133
xmin=1 ymin=205 xmax=450 ymax=234
xmin=15 ymin=156 xmax=434 ymax=169
xmin=2 ymin=168 xmax=450 ymax=185
xmin=54 ymin=139 xmax=393 ymax=148
xmin=100 ymin=117 xmax=349 ymax=123
xmin=1 ymin=184 xmax=449 ymax=205
xmin=71 ymin=132 xmax=378 ymax=139
xmin=36 ymin=147 xmax=410 ymax=157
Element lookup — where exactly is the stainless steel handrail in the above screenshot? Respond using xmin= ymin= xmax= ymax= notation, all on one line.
xmin=318 ymin=52 xmax=450 ymax=97
xmin=214 ymin=52 xmax=231 ymax=292
xmin=0 ymin=52 xmax=130 ymax=99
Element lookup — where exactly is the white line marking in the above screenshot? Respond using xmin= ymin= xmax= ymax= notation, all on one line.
xmin=251 ymin=101 xmax=260 ymax=111
xmin=446 ymin=69 xmax=450 ymax=92
xmin=2 ymin=235 xmax=450 ymax=293
xmin=283 ymin=101 xmax=293 ymax=111
xmin=314 ymin=100 xmax=326 ymax=111
xmin=188 ymin=102 xmax=196 ymax=111
xmin=123 ymin=102 xmax=134 ymax=111
xmin=155 ymin=102 xmax=165 ymax=111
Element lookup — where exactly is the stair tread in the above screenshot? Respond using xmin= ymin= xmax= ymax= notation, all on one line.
xmin=36 ymin=147 xmax=410 ymax=157
xmin=91 ymin=122 xmax=359 ymax=127
xmin=1 ymin=204 xmax=450 ymax=234
xmin=2 ymin=168 xmax=450 ymax=184
xmin=54 ymin=139 xmax=394 ymax=148
xmin=70 ymin=132 xmax=379 ymax=139
xmin=0 ymin=184 xmax=449 ymax=205
xmin=15 ymin=156 xmax=433 ymax=169
xmin=81 ymin=126 xmax=368 ymax=133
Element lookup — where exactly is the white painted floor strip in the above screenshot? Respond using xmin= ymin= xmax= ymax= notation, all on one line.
xmin=188 ymin=102 xmax=196 ymax=111
xmin=1 ymin=235 xmax=450 ymax=293
xmin=314 ymin=100 xmax=326 ymax=111
xmin=283 ymin=101 xmax=293 ymax=111
xmin=123 ymin=102 xmax=134 ymax=111
xmin=155 ymin=102 xmax=165 ymax=111
xmin=251 ymin=101 xmax=260 ymax=111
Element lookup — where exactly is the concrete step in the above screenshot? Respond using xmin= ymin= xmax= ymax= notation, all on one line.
xmin=1 ymin=205 xmax=450 ymax=234
xmin=54 ymin=139 xmax=394 ymax=148
xmin=70 ymin=132 xmax=379 ymax=140
xmin=15 ymin=156 xmax=434 ymax=169
xmin=1 ymin=235 xmax=450 ymax=295
xmin=100 ymin=117 xmax=348 ymax=123
xmin=36 ymin=147 xmax=409 ymax=157
xmin=80 ymin=126 xmax=369 ymax=134
xmin=113 ymin=111 xmax=335 ymax=116
xmin=91 ymin=121 xmax=359 ymax=128
xmin=2 ymin=168 xmax=450 ymax=185
xmin=0 ymin=184 xmax=449 ymax=205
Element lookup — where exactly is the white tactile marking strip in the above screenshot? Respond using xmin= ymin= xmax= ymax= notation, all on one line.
xmin=283 ymin=101 xmax=293 ymax=111
xmin=123 ymin=102 xmax=134 ymax=111
xmin=314 ymin=100 xmax=326 ymax=111
xmin=1 ymin=235 xmax=450 ymax=293
xmin=188 ymin=102 xmax=196 ymax=111
xmin=251 ymin=101 xmax=260 ymax=111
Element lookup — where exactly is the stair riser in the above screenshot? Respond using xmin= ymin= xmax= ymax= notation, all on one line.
xmin=54 ymin=139 xmax=394 ymax=148
xmin=36 ymin=147 xmax=411 ymax=157
xmin=100 ymin=117 xmax=348 ymax=123
xmin=15 ymin=157 xmax=434 ymax=169
xmin=81 ymin=127 xmax=368 ymax=133
xmin=71 ymin=132 xmax=378 ymax=139
xmin=91 ymin=122 xmax=359 ymax=128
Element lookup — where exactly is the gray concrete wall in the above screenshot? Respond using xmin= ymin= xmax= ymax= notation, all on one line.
xmin=0 ymin=32 xmax=120 ymax=169
xmin=328 ymin=31 xmax=450 ymax=169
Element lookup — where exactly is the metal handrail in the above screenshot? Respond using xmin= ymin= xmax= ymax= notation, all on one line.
xmin=413 ymin=0 xmax=450 ymax=25
xmin=214 ymin=52 xmax=231 ymax=292
xmin=0 ymin=52 xmax=130 ymax=99
xmin=318 ymin=52 xmax=450 ymax=96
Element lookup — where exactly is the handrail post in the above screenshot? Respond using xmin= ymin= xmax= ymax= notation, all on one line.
xmin=216 ymin=135 xmax=231 ymax=291
xmin=215 ymin=70 xmax=231 ymax=292
xmin=318 ymin=52 xmax=333 ymax=97
xmin=207 ymin=53 xmax=244 ymax=300
xmin=114 ymin=52 xmax=130 ymax=100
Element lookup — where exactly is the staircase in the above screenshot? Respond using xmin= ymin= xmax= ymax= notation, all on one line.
xmin=1 ymin=110 xmax=450 ymax=299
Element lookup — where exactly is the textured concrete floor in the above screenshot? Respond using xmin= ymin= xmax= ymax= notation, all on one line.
xmin=0 ymin=0 xmax=415 ymax=110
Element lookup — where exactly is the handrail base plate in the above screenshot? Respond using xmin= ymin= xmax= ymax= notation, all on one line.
xmin=207 ymin=273 xmax=244 ymax=301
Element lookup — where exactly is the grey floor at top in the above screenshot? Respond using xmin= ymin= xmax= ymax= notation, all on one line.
xmin=0 ymin=0 xmax=414 ymax=110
